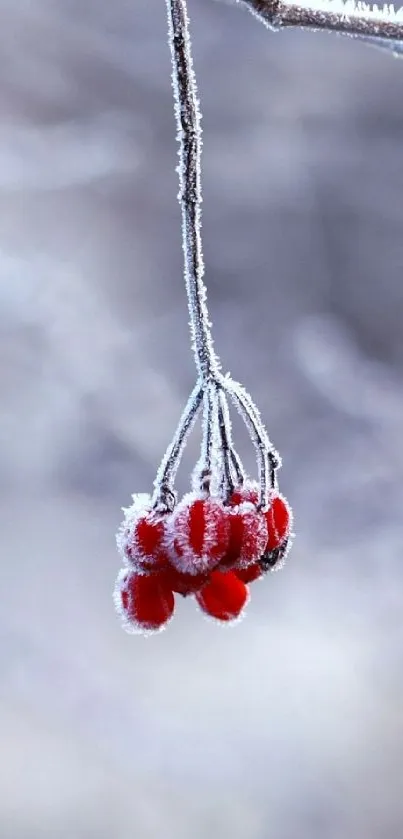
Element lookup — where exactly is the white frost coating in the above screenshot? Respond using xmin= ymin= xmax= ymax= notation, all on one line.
xmin=166 ymin=491 xmax=230 ymax=575
xmin=233 ymin=501 xmax=268 ymax=567
xmin=244 ymin=0 xmax=403 ymax=48
xmin=192 ymin=384 xmax=223 ymax=495
xmin=294 ymin=0 xmax=403 ymax=21
xmin=216 ymin=389 xmax=246 ymax=494
xmin=229 ymin=478 xmax=260 ymax=507
xmin=115 ymin=492 xmax=151 ymax=566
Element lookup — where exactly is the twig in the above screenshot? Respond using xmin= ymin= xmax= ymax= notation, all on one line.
xmin=237 ymin=0 xmax=403 ymax=56
xmin=166 ymin=0 xmax=219 ymax=381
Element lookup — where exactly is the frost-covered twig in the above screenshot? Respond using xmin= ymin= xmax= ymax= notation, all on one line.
xmin=226 ymin=379 xmax=274 ymax=508
xmin=237 ymin=0 xmax=403 ymax=55
xmin=164 ymin=0 xmax=280 ymax=512
xmin=217 ymin=391 xmax=246 ymax=492
xmin=153 ymin=381 xmax=203 ymax=506
xmin=166 ymin=0 xmax=219 ymax=380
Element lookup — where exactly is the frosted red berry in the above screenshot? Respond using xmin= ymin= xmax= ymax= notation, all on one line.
xmin=230 ymin=482 xmax=291 ymax=554
xmin=115 ymin=569 xmax=175 ymax=633
xmin=167 ymin=492 xmax=230 ymax=575
xmin=265 ymin=494 xmax=291 ymax=551
xmin=236 ymin=562 xmax=263 ymax=584
xmin=230 ymin=481 xmax=259 ymax=507
xmin=117 ymin=494 xmax=171 ymax=573
xmin=220 ymin=502 xmax=267 ymax=570
xmin=161 ymin=566 xmax=209 ymax=596
xmin=195 ymin=569 xmax=249 ymax=622
xmin=130 ymin=510 xmax=171 ymax=572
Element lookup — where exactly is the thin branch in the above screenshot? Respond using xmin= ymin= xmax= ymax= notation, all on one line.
xmin=225 ymin=379 xmax=273 ymax=508
xmin=237 ymin=0 xmax=403 ymax=55
xmin=153 ymin=381 xmax=204 ymax=503
xmin=166 ymin=0 xmax=220 ymax=380
xmin=217 ymin=390 xmax=245 ymax=495
xmin=197 ymin=382 xmax=217 ymax=490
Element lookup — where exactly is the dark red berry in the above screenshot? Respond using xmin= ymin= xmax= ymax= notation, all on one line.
xmin=220 ymin=502 xmax=267 ymax=570
xmin=230 ymin=482 xmax=292 ymax=562
xmin=229 ymin=481 xmax=259 ymax=507
xmin=236 ymin=562 xmax=263 ymax=584
xmin=168 ymin=493 xmax=230 ymax=575
xmin=124 ymin=511 xmax=171 ymax=573
xmin=195 ymin=569 xmax=249 ymax=622
xmin=136 ymin=514 xmax=164 ymax=556
xmin=161 ymin=566 xmax=209 ymax=596
xmin=115 ymin=569 xmax=175 ymax=633
xmin=265 ymin=495 xmax=290 ymax=551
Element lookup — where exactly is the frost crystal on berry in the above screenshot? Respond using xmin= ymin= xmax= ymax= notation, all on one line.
xmin=116 ymin=493 xmax=171 ymax=573
xmin=220 ymin=501 xmax=268 ymax=570
xmin=167 ymin=492 xmax=230 ymax=575
xmin=230 ymin=480 xmax=260 ymax=508
xmin=116 ymin=493 xmax=150 ymax=563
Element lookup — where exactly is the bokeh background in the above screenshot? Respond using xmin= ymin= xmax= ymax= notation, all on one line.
xmin=1 ymin=1 xmax=403 ymax=837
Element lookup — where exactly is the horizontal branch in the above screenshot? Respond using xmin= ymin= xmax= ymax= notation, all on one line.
xmin=238 ymin=0 xmax=403 ymax=55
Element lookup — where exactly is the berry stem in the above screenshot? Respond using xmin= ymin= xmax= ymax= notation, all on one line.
xmin=153 ymin=380 xmax=203 ymax=506
xmin=217 ymin=391 xmax=245 ymax=496
xmin=225 ymin=378 xmax=276 ymax=509
xmin=225 ymin=376 xmax=279 ymax=473
xmin=165 ymin=0 xmax=281 ymax=506
xmin=166 ymin=0 xmax=219 ymax=381
xmin=197 ymin=382 xmax=217 ymax=491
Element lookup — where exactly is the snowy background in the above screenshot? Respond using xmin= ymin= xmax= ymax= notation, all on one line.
xmin=1 ymin=1 xmax=403 ymax=837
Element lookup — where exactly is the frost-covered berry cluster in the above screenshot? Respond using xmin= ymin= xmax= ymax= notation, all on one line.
xmin=113 ymin=0 xmax=294 ymax=636
xmin=112 ymin=0 xmax=403 ymax=634
xmin=115 ymin=478 xmax=292 ymax=634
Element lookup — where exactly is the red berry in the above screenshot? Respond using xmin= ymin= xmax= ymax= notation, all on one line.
xmin=161 ymin=566 xmax=209 ymax=596
xmin=131 ymin=511 xmax=171 ymax=572
xmin=195 ymin=570 xmax=249 ymax=622
xmin=168 ymin=493 xmax=230 ymax=575
xmin=236 ymin=562 xmax=263 ymax=584
xmin=136 ymin=513 xmax=164 ymax=556
xmin=265 ymin=495 xmax=291 ymax=551
xmin=230 ymin=483 xmax=292 ymax=560
xmin=114 ymin=569 xmax=175 ymax=634
xmin=230 ymin=481 xmax=259 ymax=507
xmin=117 ymin=494 xmax=171 ymax=573
xmin=220 ymin=502 xmax=267 ymax=570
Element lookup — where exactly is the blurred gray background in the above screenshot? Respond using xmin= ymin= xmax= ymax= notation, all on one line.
xmin=1 ymin=1 xmax=403 ymax=837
